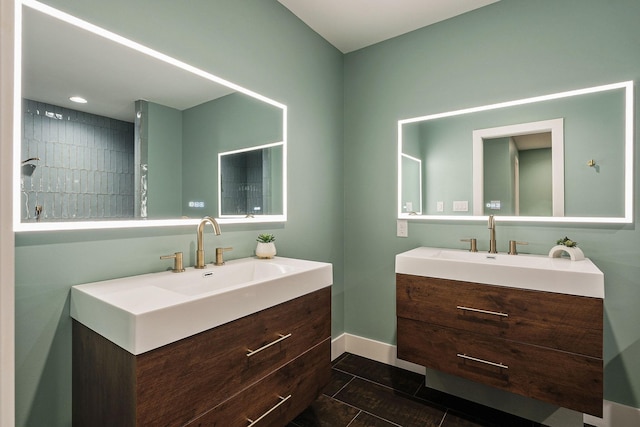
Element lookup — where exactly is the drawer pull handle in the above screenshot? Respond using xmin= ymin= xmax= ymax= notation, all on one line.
xmin=457 ymin=353 xmax=508 ymax=370
xmin=247 ymin=394 xmax=292 ymax=426
xmin=456 ymin=305 xmax=508 ymax=318
xmin=246 ymin=333 xmax=292 ymax=357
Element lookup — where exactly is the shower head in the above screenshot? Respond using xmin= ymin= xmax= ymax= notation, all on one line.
xmin=21 ymin=158 xmax=39 ymax=176
xmin=21 ymin=163 xmax=37 ymax=176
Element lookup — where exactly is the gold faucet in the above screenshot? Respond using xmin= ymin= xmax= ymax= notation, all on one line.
xmin=488 ymin=215 xmax=497 ymax=254
xmin=195 ymin=216 xmax=221 ymax=269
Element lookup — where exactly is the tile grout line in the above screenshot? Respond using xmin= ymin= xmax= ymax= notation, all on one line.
xmin=333 ymin=366 xmax=440 ymax=409
xmin=344 ymin=410 xmax=361 ymax=427
xmin=329 ymin=372 xmax=357 ymax=398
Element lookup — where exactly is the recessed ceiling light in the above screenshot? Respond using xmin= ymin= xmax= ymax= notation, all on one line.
xmin=69 ymin=96 xmax=87 ymax=104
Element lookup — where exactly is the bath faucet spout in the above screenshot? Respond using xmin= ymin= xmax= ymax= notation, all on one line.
xmin=488 ymin=215 xmax=497 ymax=254
xmin=195 ymin=216 xmax=221 ymax=269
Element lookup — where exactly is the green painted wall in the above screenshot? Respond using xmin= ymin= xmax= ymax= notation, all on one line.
xmin=483 ymin=137 xmax=514 ymax=215
xmin=146 ymin=101 xmax=183 ymax=218
xmin=344 ymin=0 xmax=640 ymax=412
xmin=14 ymin=1 xmax=344 ymax=426
xmin=181 ymin=92 xmax=283 ymax=218
xmin=520 ymin=147 xmax=552 ymax=216
xmin=13 ymin=0 xmax=640 ymax=425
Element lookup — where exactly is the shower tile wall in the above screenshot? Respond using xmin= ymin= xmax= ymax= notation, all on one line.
xmin=221 ymin=150 xmax=264 ymax=216
xmin=21 ymin=99 xmax=135 ymax=221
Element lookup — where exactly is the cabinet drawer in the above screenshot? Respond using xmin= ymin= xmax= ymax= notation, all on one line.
xmin=136 ymin=287 xmax=331 ymax=426
xmin=186 ymin=339 xmax=331 ymax=426
xmin=397 ymin=317 xmax=603 ymax=417
xmin=397 ymin=274 xmax=602 ymax=358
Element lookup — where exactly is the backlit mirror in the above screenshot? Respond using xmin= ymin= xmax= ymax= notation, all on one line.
xmin=15 ymin=0 xmax=287 ymax=231
xmin=398 ymin=81 xmax=634 ymax=223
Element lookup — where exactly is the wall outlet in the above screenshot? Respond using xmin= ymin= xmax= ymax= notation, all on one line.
xmin=436 ymin=201 xmax=444 ymax=212
xmin=396 ymin=219 xmax=408 ymax=237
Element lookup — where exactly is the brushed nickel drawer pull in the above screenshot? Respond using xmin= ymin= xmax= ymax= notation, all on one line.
xmin=246 ymin=333 xmax=292 ymax=357
xmin=456 ymin=305 xmax=508 ymax=318
xmin=457 ymin=353 xmax=508 ymax=370
xmin=246 ymin=394 xmax=292 ymax=426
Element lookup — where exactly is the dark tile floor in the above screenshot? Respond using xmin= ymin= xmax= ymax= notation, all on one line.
xmin=289 ymin=353 xmax=594 ymax=427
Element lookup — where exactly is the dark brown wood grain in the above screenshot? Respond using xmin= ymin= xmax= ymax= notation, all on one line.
xmin=396 ymin=274 xmax=604 ymax=417
xmin=72 ymin=320 xmax=136 ymax=427
xmin=185 ymin=339 xmax=331 ymax=426
xmin=397 ymin=273 xmax=603 ymax=357
xmin=397 ymin=318 xmax=603 ymax=416
xmin=73 ymin=287 xmax=331 ymax=426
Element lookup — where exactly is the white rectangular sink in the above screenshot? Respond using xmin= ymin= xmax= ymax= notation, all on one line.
xmin=70 ymin=256 xmax=333 ymax=355
xmin=396 ymin=247 xmax=603 ymax=298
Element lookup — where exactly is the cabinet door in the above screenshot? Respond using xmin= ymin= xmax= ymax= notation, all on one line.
xmin=185 ymin=339 xmax=331 ymax=427
xmin=397 ymin=318 xmax=603 ymax=417
xmin=136 ymin=287 xmax=331 ymax=426
xmin=397 ymin=274 xmax=603 ymax=357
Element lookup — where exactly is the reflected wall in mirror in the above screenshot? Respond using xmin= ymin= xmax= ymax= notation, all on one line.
xmin=397 ymin=81 xmax=634 ymax=223
xmin=15 ymin=0 xmax=287 ymax=231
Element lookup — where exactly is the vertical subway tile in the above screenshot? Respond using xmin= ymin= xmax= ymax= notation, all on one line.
xmin=46 ymin=142 xmax=54 ymax=168
xmin=71 ymin=169 xmax=80 ymax=193
xmin=101 ymin=172 xmax=109 ymax=194
xmin=97 ymin=148 xmax=104 ymax=172
xmin=22 ymin=99 xmax=135 ymax=221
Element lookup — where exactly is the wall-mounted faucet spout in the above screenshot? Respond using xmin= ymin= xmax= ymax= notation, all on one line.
xmin=488 ymin=215 xmax=497 ymax=254
xmin=195 ymin=216 xmax=221 ymax=269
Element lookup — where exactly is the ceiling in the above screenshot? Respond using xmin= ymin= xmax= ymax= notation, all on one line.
xmin=23 ymin=6 xmax=234 ymax=122
xmin=277 ymin=0 xmax=500 ymax=53
xmin=23 ymin=1 xmax=500 ymax=122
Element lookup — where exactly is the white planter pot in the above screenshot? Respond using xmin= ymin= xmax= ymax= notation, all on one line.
xmin=548 ymin=245 xmax=585 ymax=261
xmin=256 ymin=242 xmax=276 ymax=259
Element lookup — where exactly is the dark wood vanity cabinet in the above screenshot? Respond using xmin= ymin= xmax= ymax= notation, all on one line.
xmin=73 ymin=287 xmax=331 ymax=426
xmin=396 ymin=274 xmax=603 ymax=417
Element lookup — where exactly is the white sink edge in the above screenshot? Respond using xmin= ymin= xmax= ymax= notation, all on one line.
xmin=70 ymin=256 xmax=333 ymax=355
xmin=395 ymin=247 xmax=604 ymax=299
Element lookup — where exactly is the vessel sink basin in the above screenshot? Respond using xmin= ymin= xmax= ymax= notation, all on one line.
xmin=70 ymin=256 xmax=333 ymax=355
xmin=396 ymin=247 xmax=603 ymax=298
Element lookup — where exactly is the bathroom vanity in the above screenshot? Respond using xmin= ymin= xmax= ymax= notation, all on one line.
xmin=396 ymin=247 xmax=604 ymax=417
xmin=71 ymin=257 xmax=332 ymax=426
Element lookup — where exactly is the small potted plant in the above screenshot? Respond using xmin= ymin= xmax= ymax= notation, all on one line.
xmin=255 ymin=233 xmax=276 ymax=259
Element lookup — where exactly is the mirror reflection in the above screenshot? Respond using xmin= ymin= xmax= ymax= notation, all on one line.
xmin=398 ymin=81 xmax=633 ymax=223
xmin=17 ymin=1 xmax=287 ymax=230
xmin=473 ymin=118 xmax=564 ymax=217
xmin=219 ymin=144 xmax=284 ymax=217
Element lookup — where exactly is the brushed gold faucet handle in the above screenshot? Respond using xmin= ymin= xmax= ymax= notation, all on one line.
xmin=460 ymin=238 xmax=478 ymax=252
xmin=507 ymin=240 xmax=528 ymax=255
xmin=160 ymin=252 xmax=186 ymax=273
xmin=214 ymin=247 xmax=233 ymax=266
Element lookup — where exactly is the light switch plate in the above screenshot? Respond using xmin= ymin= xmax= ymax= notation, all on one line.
xmin=396 ymin=219 xmax=408 ymax=237
xmin=453 ymin=200 xmax=469 ymax=212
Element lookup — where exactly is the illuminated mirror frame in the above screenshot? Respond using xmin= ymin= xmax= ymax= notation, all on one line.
xmin=397 ymin=80 xmax=634 ymax=224
xmin=13 ymin=0 xmax=287 ymax=231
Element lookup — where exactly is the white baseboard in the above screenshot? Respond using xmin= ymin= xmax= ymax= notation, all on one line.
xmin=584 ymin=400 xmax=640 ymax=427
xmin=331 ymin=333 xmax=640 ymax=427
